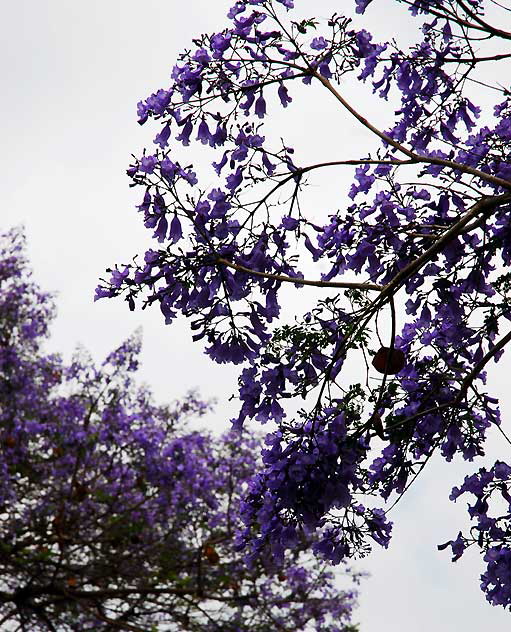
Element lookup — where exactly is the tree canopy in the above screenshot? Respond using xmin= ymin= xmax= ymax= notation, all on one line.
xmin=97 ymin=0 xmax=511 ymax=610
xmin=0 ymin=227 xmax=359 ymax=631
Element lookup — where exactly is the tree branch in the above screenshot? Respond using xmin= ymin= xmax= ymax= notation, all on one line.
xmin=444 ymin=52 xmax=511 ymax=63
xmin=215 ymin=258 xmax=383 ymax=291
xmin=312 ymin=71 xmax=511 ymax=191
xmin=380 ymin=194 xmax=511 ymax=300
xmin=456 ymin=0 xmax=511 ymax=40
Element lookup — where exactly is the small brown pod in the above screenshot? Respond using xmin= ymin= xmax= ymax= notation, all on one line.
xmin=372 ymin=346 xmax=405 ymax=375
xmin=369 ymin=413 xmax=385 ymax=439
xmin=204 ymin=544 xmax=220 ymax=565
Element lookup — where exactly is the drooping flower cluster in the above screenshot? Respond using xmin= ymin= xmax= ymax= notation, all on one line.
xmin=0 ymin=227 xmax=360 ymax=631
xmin=442 ymin=461 xmax=511 ymax=608
xmin=98 ymin=0 xmax=511 ymax=608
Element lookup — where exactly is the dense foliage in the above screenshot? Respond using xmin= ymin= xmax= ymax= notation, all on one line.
xmin=0 ymin=228 xmax=360 ymax=631
xmin=98 ymin=0 xmax=511 ymax=609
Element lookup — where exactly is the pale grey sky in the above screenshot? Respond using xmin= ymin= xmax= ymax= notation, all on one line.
xmin=2 ymin=1 xmax=510 ymax=630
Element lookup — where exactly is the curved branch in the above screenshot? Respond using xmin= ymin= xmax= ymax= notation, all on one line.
xmin=215 ymin=258 xmax=383 ymax=291
xmin=236 ymin=157 xmax=416 ymax=232
xmin=312 ymin=71 xmax=511 ymax=191
xmin=379 ymin=193 xmax=511 ymax=301
xmin=456 ymin=0 xmax=511 ymax=40
xmin=444 ymin=52 xmax=511 ymax=63
xmin=398 ymin=0 xmax=502 ymax=35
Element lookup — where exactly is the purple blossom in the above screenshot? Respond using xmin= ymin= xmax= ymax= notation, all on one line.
xmin=139 ymin=155 xmax=157 ymax=173
xmin=169 ymin=214 xmax=182 ymax=243
xmin=160 ymin=157 xmax=178 ymax=181
xmin=154 ymin=122 xmax=171 ymax=148
xmin=176 ymin=117 xmax=193 ymax=145
xmin=197 ymin=118 xmax=212 ymax=144
xmin=311 ymin=36 xmax=328 ymax=50
xmin=277 ymin=82 xmax=292 ymax=107
xmin=255 ymin=93 xmax=266 ymax=118
xmin=355 ymin=0 xmax=374 ymax=13
xmin=226 ymin=166 xmax=244 ymax=190
xmin=281 ymin=215 xmax=299 ymax=230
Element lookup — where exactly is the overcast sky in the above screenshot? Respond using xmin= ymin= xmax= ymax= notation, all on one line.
xmin=2 ymin=1 xmax=511 ymax=630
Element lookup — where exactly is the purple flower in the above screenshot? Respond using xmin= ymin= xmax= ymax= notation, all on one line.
xmin=213 ymin=151 xmax=229 ymax=174
xmin=160 ymin=158 xmax=178 ymax=181
xmin=154 ymin=122 xmax=171 ymax=148
xmin=176 ymin=118 xmax=193 ymax=145
xmin=139 ymin=155 xmax=157 ymax=174
xmin=154 ymin=215 xmax=168 ymax=242
xmin=210 ymin=33 xmax=231 ymax=57
xmin=208 ymin=188 xmax=230 ymax=217
xmin=281 ymin=216 xmax=299 ymax=230
xmin=255 ymin=93 xmax=266 ymax=118
xmin=226 ymin=167 xmax=244 ymax=190
xmin=310 ymin=37 xmax=327 ymax=50
xmin=197 ymin=119 xmax=212 ymax=145
xmin=110 ymin=266 xmax=130 ymax=288
xmin=355 ymin=0 xmax=374 ymax=13
xmin=169 ymin=215 xmax=182 ymax=244
xmin=348 ymin=165 xmax=375 ymax=199
xmin=192 ymin=48 xmax=211 ymax=64
xmin=277 ymin=83 xmax=292 ymax=107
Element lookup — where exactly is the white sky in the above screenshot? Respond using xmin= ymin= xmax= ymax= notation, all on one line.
xmin=2 ymin=1 xmax=511 ymax=629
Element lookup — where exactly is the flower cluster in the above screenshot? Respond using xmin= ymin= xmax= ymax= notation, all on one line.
xmin=99 ymin=0 xmax=511 ymax=608
xmin=442 ymin=461 xmax=511 ymax=608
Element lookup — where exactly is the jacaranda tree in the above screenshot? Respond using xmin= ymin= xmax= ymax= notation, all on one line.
xmin=97 ymin=0 xmax=511 ymax=609
xmin=0 ymin=227 xmax=360 ymax=631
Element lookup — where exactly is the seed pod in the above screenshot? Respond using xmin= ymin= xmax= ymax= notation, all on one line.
xmin=372 ymin=346 xmax=405 ymax=375
xmin=203 ymin=544 xmax=220 ymax=564
xmin=370 ymin=413 xmax=385 ymax=439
